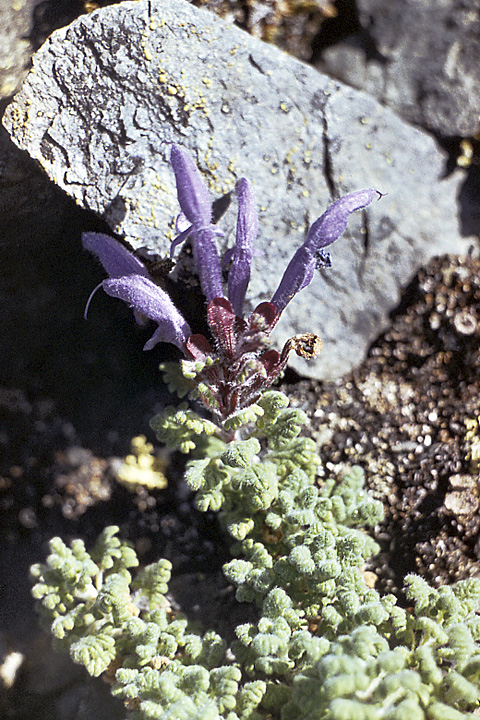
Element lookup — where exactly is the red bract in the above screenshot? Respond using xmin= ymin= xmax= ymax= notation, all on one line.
xmin=183 ymin=298 xmax=316 ymax=421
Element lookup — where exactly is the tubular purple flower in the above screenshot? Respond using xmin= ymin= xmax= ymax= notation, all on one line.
xmin=170 ymin=144 xmax=212 ymax=228
xmin=82 ymin=232 xmax=149 ymax=278
xmin=169 ymin=144 xmax=224 ymax=303
xmin=82 ymin=147 xmax=384 ymax=422
xmin=306 ymin=189 xmax=378 ymax=249
xmin=82 ymin=232 xmax=151 ymax=320
xmin=271 ymin=188 xmax=378 ymax=314
xmin=227 ymin=178 xmax=257 ymax=317
xmin=102 ymin=275 xmax=192 ymax=351
xmin=191 ymin=227 xmax=225 ymax=303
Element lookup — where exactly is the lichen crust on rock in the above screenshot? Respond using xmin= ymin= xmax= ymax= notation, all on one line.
xmin=3 ymin=0 xmax=476 ymax=379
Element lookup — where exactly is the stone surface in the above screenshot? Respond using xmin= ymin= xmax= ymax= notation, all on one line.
xmin=0 ymin=0 xmax=37 ymax=98
xmin=3 ymin=0 xmax=479 ymax=380
xmin=316 ymin=0 xmax=480 ymax=138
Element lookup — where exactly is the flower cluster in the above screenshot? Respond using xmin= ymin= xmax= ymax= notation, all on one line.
xmin=83 ymin=145 xmax=378 ymax=422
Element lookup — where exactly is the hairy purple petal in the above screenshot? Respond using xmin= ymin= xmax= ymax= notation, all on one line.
xmin=169 ymin=145 xmax=225 ymax=301
xmin=271 ymin=188 xmax=377 ymax=314
xmin=176 ymin=211 xmax=191 ymax=234
xmin=170 ymin=144 xmax=212 ymax=228
xmin=170 ymin=225 xmax=193 ymax=257
xmin=82 ymin=233 xmax=149 ymax=278
xmin=270 ymin=247 xmax=316 ymax=315
xmin=191 ymin=227 xmax=224 ymax=302
xmin=305 ymin=189 xmax=377 ymax=249
xmin=228 ymin=178 xmax=257 ymax=317
xmin=102 ymin=275 xmax=192 ymax=350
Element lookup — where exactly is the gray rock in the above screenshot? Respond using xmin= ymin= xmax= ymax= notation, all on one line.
xmin=0 ymin=0 xmax=36 ymax=98
xmin=316 ymin=0 xmax=480 ymax=138
xmin=3 ymin=0 xmax=478 ymax=379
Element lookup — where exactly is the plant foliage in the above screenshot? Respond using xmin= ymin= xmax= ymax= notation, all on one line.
xmin=32 ymin=392 xmax=480 ymax=719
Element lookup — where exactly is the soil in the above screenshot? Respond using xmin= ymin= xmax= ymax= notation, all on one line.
xmin=1 ymin=2 xmax=480 ymax=717
xmin=2 ymin=253 xmax=480 ymax=718
xmin=285 ymin=254 xmax=480 ymax=597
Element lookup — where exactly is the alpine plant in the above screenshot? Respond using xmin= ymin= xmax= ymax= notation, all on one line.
xmin=83 ymin=145 xmax=378 ymax=425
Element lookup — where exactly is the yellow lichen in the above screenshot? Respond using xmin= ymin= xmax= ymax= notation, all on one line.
xmin=115 ymin=436 xmax=168 ymax=491
xmin=142 ymin=43 xmax=153 ymax=61
xmin=457 ymin=138 xmax=474 ymax=168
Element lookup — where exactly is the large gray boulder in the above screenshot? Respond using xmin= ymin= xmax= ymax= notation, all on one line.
xmin=3 ymin=0 xmax=478 ymax=379
xmin=316 ymin=0 xmax=480 ymax=138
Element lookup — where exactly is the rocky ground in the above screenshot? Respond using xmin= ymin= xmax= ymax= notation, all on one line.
xmin=3 ymin=252 xmax=480 ymax=718
xmin=1 ymin=0 xmax=480 ymax=718
xmin=286 ymin=254 xmax=480 ymax=595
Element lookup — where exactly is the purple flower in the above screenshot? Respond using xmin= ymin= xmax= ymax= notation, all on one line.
xmin=82 ymin=232 xmax=150 ymax=279
xmin=227 ymin=178 xmax=257 ymax=318
xmin=82 ymin=146 xmax=382 ymax=424
xmin=271 ymin=189 xmax=378 ymax=314
xmin=169 ymin=145 xmax=224 ymax=303
xmin=82 ymin=232 xmax=191 ymax=351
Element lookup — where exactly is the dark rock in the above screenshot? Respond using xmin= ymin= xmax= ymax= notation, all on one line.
xmin=3 ymin=0 xmax=479 ymax=380
xmin=192 ymin=0 xmax=337 ymax=59
xmin=315 ymin=0 xmax=480 ymax=138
